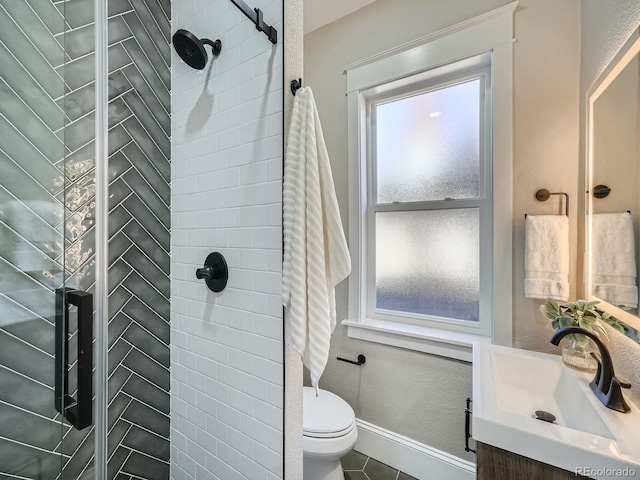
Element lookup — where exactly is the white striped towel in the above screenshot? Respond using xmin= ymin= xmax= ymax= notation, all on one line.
xmin=282 ymin=86 xmax=351 ymax=395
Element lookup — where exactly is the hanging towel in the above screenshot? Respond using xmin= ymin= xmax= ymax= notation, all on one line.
xmin=524 ymin=215 xmax=570 ymax=301
xmin=592 ymin=212 xmax=638 ymax=308
xmin=282 ymin=86 xmax=351 ymax=395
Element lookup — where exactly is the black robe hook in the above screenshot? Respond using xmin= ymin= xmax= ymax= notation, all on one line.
xmin=291 ymin=78 xmax=302 ymax=96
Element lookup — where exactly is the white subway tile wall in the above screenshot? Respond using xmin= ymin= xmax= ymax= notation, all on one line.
xmin=170 ymin=0 xmax=284 ymax=478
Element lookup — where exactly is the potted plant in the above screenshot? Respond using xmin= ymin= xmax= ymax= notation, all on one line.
xmin=540 ymin=299 xmax=609 ymax=372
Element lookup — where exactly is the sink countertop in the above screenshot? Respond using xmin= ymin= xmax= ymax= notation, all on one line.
xmin=472 ymin=343 xmax=640 ymax=479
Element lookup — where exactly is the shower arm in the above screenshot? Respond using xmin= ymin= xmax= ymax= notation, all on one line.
xmin=201 ymin=38 xmax=222 ymax=56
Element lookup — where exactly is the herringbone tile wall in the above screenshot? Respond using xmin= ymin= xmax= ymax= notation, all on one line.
xmin=0 ymin=0 xmax=171 ymax=478
xmin=103 ymin=0 xmax=171 ymax=477
xmin=0 ymin=0 xmax=69 ymax=476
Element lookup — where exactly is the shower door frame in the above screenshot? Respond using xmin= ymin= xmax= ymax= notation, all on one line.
xmin=93 ymin=0 xmax=109 ymax=477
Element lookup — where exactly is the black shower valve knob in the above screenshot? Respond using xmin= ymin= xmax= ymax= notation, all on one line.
xmin=196 ymin=265 xmax=216 ymax=280
xmin=196 ymin=252 xmax=229 ymax=292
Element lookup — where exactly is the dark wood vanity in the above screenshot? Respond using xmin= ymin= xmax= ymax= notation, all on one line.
xmin=476 ymin=443 xmax=592 ymax=480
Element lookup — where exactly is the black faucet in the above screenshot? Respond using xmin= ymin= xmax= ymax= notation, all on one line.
xmin=550 ymin=327 xmax=631 ymax=413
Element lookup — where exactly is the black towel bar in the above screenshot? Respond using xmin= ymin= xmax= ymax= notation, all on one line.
xmin=337 ymin=354 xmax=366 ymax=366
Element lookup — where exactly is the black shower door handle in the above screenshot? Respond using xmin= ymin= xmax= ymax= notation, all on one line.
xmin=55 ymin=288 xmax=93 ymax=430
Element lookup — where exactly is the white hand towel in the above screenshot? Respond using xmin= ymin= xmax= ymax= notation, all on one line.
xmin=524 ymin=215 xmax=570 ymax=301
xmin=592 ymin=213 xmax=638 ymax=308
xmin=283 ymin=87 xmax=351 ymax=395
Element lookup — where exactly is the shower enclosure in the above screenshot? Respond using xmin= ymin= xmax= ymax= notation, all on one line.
xmin=0 ymin=0 xmax=171 ymax=477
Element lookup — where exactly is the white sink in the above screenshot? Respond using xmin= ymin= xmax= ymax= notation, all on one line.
xmin=490 ymin=349 xmax=614 ymax=439
xmin=473 ymin=343 xmax=640 ymax=478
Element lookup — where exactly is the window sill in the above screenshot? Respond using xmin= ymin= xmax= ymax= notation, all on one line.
xmin=342 ymin=318 xmax=491 ymax=362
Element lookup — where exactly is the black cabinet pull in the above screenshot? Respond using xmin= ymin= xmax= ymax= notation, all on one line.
xmin=465 ymin=397 xmax=476 ymax=454
xmin=55 ymin=288 xmax=93 ymax=430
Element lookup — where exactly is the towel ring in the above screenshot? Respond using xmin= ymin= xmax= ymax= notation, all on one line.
xmin=534 ymin=189 xmax=569 ymax=216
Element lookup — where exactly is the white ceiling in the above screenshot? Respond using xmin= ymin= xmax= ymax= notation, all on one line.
xmin=304 ymin=0 xmax=377 ymax=34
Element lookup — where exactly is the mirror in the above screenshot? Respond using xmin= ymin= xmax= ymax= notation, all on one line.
xmin=587 ymin=27 xmax=640 ymax=342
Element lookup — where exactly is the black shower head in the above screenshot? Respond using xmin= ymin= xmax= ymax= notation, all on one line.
xmin=172 ymin=29 xmax=222 ymax=70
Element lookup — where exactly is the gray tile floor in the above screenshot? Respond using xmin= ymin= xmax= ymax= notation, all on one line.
xmin=341 ymin=450 xmax=418 ymax=480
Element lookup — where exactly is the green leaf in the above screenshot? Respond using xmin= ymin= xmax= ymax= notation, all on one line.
xmin=597 ymin=312 xmax=627 ymax=337
xmin=541 ymin=299 xmax=561 ymax=320
xmin=558 ymin=316 xmax=575 ymax=329
xmin=591 ymin=322 xmax=609 ymax=341
xmin=581 ymin=316 xmax=596 ymax=327
xmin=573 ymin=333 xmax=587 ymax=343
xmin=540 ymin=304 xmax=549 ymax=318
xmin=610 ymin=322 xmax=626 ymax=334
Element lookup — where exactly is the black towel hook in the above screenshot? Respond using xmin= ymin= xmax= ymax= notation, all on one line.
xmin=291 ymin=78 xmax=302 ymax=96
xmin=593 ymin=185 xmax=611 ymax=199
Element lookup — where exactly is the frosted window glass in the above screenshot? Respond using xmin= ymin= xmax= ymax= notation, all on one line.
xmin=376 ymin=80 xmax=480 ymax=203
xmin=375 ymin=209 xmax=480 ymax=322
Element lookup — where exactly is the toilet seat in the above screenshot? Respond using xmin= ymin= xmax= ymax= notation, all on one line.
xmin=304 ymin=421 xmax=356 ymax=439
xmin=303 ymin=387 xmax=356 ymax=439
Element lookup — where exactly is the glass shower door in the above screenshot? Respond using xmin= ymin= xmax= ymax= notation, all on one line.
xmin=0 ymin=1 xmax=97 ymax=478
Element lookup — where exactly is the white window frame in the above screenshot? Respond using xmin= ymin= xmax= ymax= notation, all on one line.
xmin=343 ymin=2 xmax=516 ymax=361
xmin=365 ymin=64 xmax=493 ymax=335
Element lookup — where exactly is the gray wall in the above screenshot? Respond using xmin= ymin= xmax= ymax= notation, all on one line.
xmin=304 ymin=0 xmax=509 ymax=461
xmin=304 ymin=0 xmax=582 ymax=460
xmin=0 ymin=0 xmax=171 ymax=478
xmin=511 ymin=0 xmax=581 ymax=356
xmin=580 ymin=0 xmax=640 ymax=407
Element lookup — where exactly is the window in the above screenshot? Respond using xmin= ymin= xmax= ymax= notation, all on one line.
xmin=343 ymin=7 xmax=514 ymax=360
xmin=367 ymin=67 xmax=492 ymax=336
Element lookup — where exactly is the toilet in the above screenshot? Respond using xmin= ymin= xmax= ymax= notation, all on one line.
xmin=303 ymin=387 xmax=358 ymax=480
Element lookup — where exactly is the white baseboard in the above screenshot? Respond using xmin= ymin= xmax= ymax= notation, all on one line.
xmin=352 ymin=419 xmax=476 ymax=480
